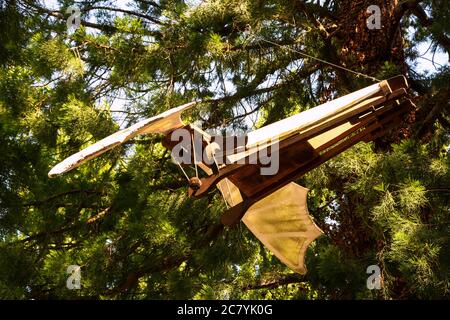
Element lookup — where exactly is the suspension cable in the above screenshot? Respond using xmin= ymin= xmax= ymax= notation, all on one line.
xmin=257 ymin=37 xmax=381 ymax=82
xmin=191 ymin=133 xmax=199 ymax=179
xmin=171 ymin=154 xmax=190 ymax=181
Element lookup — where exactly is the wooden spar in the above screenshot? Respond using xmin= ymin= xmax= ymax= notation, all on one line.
xmin=223 ymin=87 xmax=407 ymax=164
xmin=244 ymin=82 xmax=381 ymax=148
xmin=243 ymin=76 xmax=406 ymax=149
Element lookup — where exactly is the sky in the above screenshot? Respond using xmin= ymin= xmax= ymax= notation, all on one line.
xmin=412 ymin=42 xmax=448 ymax=74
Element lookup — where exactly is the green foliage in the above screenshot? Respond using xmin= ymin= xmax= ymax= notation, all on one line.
xmin=0 ymin=0 xmax=448 ymax=300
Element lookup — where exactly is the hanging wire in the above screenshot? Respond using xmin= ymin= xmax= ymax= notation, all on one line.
xmin=255 ymin=36 xmax=381 ymax=82
xmin=171 ymin=153 xmax=190 ymax=181
xmin=191 ymin=133 xmax=199 ymax=179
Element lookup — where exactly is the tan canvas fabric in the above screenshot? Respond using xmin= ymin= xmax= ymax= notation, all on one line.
xmin=216 ymin=178 xmax=244 ymax=207
xmin=242 ymin=182 xmax=324 ymax=274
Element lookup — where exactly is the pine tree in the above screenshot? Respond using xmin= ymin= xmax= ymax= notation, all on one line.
xmin=0 ymin=0 xmax=448 ymax=299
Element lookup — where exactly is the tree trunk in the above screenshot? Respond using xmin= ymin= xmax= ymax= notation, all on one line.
xmin=337 ymin=0 xmax=407 ymax=76
xmin=334 ymin=0 xmax=412 ymax=147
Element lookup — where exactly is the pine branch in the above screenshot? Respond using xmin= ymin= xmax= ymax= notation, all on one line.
xmin=21 ymin=206 xmax=113 ymax=243
xmin=411 ymin=6 xmax=450 ymax=59
xmin=395 ymin=0 xmax=450 ymax=59
xmin=135 ymin=0 xmax=162 ymax=10
xmin=242 ymin=275 xmax=306 ymax=290
xmin=82 ymin=6 xmax=166 ymax=26
xmin=415 ymin=87 xmax=450 ymax=138
xmin=106 ymin=223 xmax=224 ymax=297
xmin=105 ymin=253 xmax=191 ymax=297
xmin=19 ymin=0 xmax=161 ymax=36
xmin=20 ymin=0 xmax=119 ymax=34
xmin=23 ymin=189 xmax=106 ymax=207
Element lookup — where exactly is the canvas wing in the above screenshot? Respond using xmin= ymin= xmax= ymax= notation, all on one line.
xmin=48 ymin=101 xmax=197 ymax=177
xmin=242 ymin=182 xmax=324 ymax=274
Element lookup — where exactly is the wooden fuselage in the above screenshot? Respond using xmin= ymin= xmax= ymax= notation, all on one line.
xmin=163 ymin=76 xmax=414 ymax=225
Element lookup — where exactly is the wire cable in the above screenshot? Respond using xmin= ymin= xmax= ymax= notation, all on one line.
xmin=257 ymin=37 xmax=381 ymax=82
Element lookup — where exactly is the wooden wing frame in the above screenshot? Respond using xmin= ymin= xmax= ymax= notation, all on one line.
xmin=48 ymin=101 xmax=197 ymax=177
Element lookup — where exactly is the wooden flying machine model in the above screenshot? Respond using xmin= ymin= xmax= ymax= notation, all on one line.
xmin=49 ymin=75 xmax=414 ymax=274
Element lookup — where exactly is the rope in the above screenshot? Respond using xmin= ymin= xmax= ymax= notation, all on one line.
xmin=256 ymin=37 xmax=381 ymax=82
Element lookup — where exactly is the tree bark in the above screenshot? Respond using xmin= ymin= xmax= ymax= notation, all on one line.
xmin=337 ymin=0 xmax=407 ymax=76
xmin=334 ymin=0 xmax=415 ymax=147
